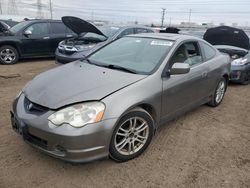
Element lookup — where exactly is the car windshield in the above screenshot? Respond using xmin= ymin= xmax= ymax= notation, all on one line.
xmin=88 ymin=37 xmax=173 ymax=74
xmin=9 ymin=21 xmax=28 ymax=33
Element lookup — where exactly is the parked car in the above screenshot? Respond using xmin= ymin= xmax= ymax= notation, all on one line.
xmin=55 ymin=16 xmax=155 ymax=64
xmin=179 ymin=30 xmax=206 ymax=38
xmin=11 ymin=33 xmax=230 ymax=163
xmin=0 ymin=19 xmax=74 ymax=64
xmin=204 ymin=26 xmax=250 ymax=84
xmin=0 ymin=19 xmax=18 ymax=27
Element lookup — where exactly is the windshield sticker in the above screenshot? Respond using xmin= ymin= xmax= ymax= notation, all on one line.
xmin=151 ymin=41 xmax=173 ymax=46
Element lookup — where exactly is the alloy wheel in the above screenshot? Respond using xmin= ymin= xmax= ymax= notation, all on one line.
xmin=215 ymin=80 xmax=226 ymax=104
xmin=0 ymin=48 xmax=16 ymax=64
xmin=114 ymin=117 xmax=149 ymax=156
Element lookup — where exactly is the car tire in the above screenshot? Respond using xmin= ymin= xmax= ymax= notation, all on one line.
xmin=241 ymin=70 xmax=250 ymax=85
xmin=109 ymin=107 xmax=154 ymax=162
xmin=0 ymin=45 xmax=19 ymax=65
xmin=207 ymin=77 xmax=227 ymax=107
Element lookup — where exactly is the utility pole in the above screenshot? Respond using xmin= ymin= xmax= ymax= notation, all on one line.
xmin=8 ymin=0 xmax=18 ymax=15
xmin=0 ymin=0 xmax=2 ymax=14
xmin=49 ymin=0 xmax=53 ymax=19
xmin=161 ymin=8 xmax=166 ymax=28
xmin=37 ymin=0 xmax=43 ymax=18
xmin=188 ymin=9 xmax=192 ymax=28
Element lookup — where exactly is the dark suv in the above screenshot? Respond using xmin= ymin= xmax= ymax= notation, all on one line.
xmin=0 ymin=19 xmax=74 ymax=64
xmin=55 ymin=16 xmax=155 ymax=64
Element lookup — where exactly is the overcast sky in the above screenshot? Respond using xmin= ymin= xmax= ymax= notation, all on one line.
xmin=1 ymin=0 xmax=250 ymax=26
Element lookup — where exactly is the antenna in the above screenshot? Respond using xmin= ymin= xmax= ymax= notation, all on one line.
xmin=8 ymin=0 xmax=18 ymax=15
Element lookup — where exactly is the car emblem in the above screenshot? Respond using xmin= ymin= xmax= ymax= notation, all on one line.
xmin=27 ymin=103 xmax=33 ymax=111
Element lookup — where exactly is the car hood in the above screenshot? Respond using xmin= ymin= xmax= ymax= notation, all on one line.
xmin=203 ymin=26 xmax=250 ymax=50
xmin=62 ymin=16 xmax=106 ymax=37
xmin=23 ymin=61 xmax=147 ymax=109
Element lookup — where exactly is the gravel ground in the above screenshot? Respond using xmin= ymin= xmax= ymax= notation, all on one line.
xmin=0 ymin=60 xmax=250 ymax=188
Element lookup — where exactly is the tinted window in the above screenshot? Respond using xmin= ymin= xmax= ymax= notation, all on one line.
xmin=202 ymin=42 xmax=216 ymax=61
xmin=89 ymin=37 xmax=173 ymax=74
xmin=10 ymin=21 xmax=29 ymax=33
xmin=135 ymin=28 xmax=148 ymax=34
xmin=25 ymin=23 xmax=49 ymax=35
xmin=170 ymin=42 xmax=202 ymax=67
xmin=117 ymin=28 xmax=134 ymax=39
xmin=50 ymin=22 xmax=67 ymax=34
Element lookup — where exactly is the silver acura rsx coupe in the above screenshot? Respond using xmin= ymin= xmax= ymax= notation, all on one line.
xmin=11 ymin=33 xmax=230 ymax=163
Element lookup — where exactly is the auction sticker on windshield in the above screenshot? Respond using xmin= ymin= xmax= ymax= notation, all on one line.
xmin=151 ymin=40 xmax=173 ymax=46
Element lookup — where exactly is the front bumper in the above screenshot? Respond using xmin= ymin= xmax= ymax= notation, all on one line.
xmin=11 ymin=94 xmax=117 ymax=163
xmin=230 ymin=64 xmax=250 ymax=83
xmin=55 ymin=48 xmax=90 ymax=64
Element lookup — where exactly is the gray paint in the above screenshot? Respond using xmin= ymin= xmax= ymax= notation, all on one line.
xmin=12 ymin=33 xmax=230 ymax=162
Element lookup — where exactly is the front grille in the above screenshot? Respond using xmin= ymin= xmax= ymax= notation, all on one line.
xmin=23 ymin=128 xmax=48 ymax=149
xmin=58 ymin=48 xmax=76 ymax=55
xmin=24 ymin=97 xmax=49 ymax=114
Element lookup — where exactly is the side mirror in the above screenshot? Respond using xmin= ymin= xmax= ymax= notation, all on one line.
xmin=23 ymin=30 xmax=32 ymax=36
xmin=170 ymin=63 xmax=190 ymax=75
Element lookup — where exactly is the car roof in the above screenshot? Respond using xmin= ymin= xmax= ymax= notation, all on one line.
xmin=24 ymin=19 xmax=62 ymax=23
xmin=128 ymin=33 xmax=200 ymax=41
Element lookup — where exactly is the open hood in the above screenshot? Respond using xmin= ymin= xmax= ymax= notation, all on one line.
xmin=203 ymin=26 xmax=250 ymax=51
xmin=62 ymin=16 xmax=106 ymax=37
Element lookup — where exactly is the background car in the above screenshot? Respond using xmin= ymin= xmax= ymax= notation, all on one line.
xmin=204 ymin=26 xmax=250 ymax=84
xmin=11 ymin=34 xmax=230 ymax=163
xmin=0 ymin=19 xmax=73 ymax=64
xmin=55 ymin=16 xmax=155 ymax=64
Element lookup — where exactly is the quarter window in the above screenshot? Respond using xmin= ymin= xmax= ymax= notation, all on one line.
xmin=202 ymin=42 xmax=216 ymax=61
xmin=25 ymin=23 xmax=49 ymax=35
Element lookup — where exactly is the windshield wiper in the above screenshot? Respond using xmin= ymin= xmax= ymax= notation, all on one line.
xmin=104 ymin=64 xmax=137 ymax=74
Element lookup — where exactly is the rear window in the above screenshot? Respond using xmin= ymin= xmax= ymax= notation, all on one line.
xmin=50 ymin=22 xmax=67 ymax=34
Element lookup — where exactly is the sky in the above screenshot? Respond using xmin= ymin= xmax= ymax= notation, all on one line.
xmin=1 ymin=0 xmax=250 ymax=26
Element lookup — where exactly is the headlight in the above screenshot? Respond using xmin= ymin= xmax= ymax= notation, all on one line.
xmin=231 ymin=58 xmax=248 ymax=66
xmin=76 ymin=44 xmax=95 ymax=51
xmin=48 ymin=102 xmax=105 ymax=128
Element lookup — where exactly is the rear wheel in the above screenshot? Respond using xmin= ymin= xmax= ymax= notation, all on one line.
xmin=0 ymin=45 xmax=19 ymax=64
xmin=109 ymin=108 xmax=154 ymax=162
xmin=208 ymin=77 xmax=227 ymax=107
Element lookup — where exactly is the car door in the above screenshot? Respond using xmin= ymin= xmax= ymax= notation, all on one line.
xmin=161 ymin=41 xmax=211 ymax=121
xmin=20 ymin=22 xmax=51 ymax=56
xmin=49 ymin=22 xmax=75 ymax=53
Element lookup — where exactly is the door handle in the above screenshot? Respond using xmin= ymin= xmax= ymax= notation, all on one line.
xmin=43 ymin=36 xmax=50 ymax=40
xmin=66 ymin=34 xmax=73 ymax=37
xmin=202 ymin=71 xmax=208 ymax=78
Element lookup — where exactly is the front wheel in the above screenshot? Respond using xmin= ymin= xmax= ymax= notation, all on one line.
xmin=207 ymin=77 xmax=227 ymax=107
xmin=242 ymin=70 xmax=250 ymax=85
xmin=109 ymin=108 xmax=154 ymax=162
xmin=0 ymin=45 xmax=19 ymax=64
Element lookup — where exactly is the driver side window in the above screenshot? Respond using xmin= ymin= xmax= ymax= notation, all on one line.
xmin=25 ymin=23 xmax=49 ymax=35
xmin=169 ymin=41 xmax=203 ymax=67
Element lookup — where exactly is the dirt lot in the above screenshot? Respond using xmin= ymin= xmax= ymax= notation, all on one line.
xmin=0 ymin=59 xmax=250 ymax=188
